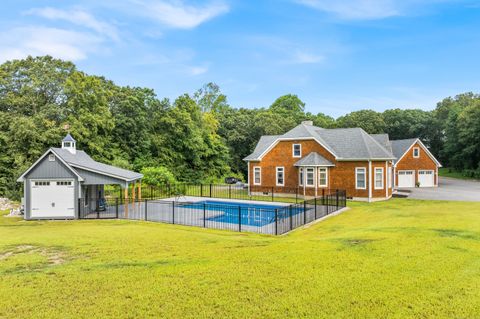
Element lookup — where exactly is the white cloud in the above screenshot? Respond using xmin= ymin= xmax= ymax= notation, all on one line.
xmin=134 ymin=0 xmax=229 ymax=29
xmin=291 ymin=51 xmax=325 ymax=64
xmin=26 ymin=7 xmax=119 ymax=41
xmin=189 ymin=65 xmax=208 ymax=75
xmin=0 ymin=26 xmax=102 ymax=62
xmin=295 ymin=0 xmax=400 ymax=20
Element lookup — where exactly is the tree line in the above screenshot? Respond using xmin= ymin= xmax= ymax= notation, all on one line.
xmin=0 ymin=56 xmax=479 ymax=199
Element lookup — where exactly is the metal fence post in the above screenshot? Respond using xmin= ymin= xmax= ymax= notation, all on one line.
xmin=172 ymin=201 xmax=175 ymax=224
xmin=115 ymin=198 xmax=119 ymax=219
xmin=304 ymin=200 xmax=307 ymax=224
xmin=145 ymin=199 xmax=148 ymax=221
xmin=275 ymin=209 xmax=278 ymax=235
xmin=78 ymin=198 xmax=81 ymax=219
xmin=96 ymin=200 xmax=100 ymax=219
xmin=150 ymin=186 xmax=153 ymax=200
xmin=314 ymin=197 xmax=317 ymax=219
xmin=272 ymin=187 xmax=274 ymax=202
xmin=203 ymin=203 xmax=206 ymax=228
xmin=295 ymin=188 xmax=298 ymax=204
xmin=322 ymin=189 xmax=325 ymax=205
xmin=289 ymin=206 xmax=293 ymax=230
xmin=229 ymin=185 xmax=232 ymax=199
xmin=336 ymin=189 xmax=339 ymax=210
xmin=238 ymin=206 xmax=242 ymax=232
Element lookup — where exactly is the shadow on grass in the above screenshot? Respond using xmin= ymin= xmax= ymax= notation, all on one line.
xmin=433 ymin=229 xmax=480 ymax=241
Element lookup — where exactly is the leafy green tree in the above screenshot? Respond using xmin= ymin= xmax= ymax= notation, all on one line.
xmin=141 ymin=167 xmax=177 ymax=185
xmin=193 ymin=82 xmax=229 ymax=113
xmin=336 ymin=109 xmax=386 ymax=133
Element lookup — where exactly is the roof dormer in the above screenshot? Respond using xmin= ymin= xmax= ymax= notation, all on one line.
xmin=62 ymin=133 xmax=76 ymax=154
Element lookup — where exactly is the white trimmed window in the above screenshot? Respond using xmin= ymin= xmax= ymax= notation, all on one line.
xmin=292 ymin=144 xmax=302 ymax=157
xmin=253 ymin=167 xmax=261 ymax=185
xmin=413 ymin=147 xmax=420 ymax=158
xmin=276 ymin=167 xmax=284 ymax=186
xmin=306 ymin=168 xmax=314 ymax=186
xmin=48 ymin=154 xmax=55 ymax=161
xmin=375 ymin=168 xmax=384 ymax=189
xmin=318 ymin=168 xmax=327 ymax=187
xmin=356 ymin=168 xmax=367 ymax=190
xmin=299 ymin=168 xmax=304 ymax=186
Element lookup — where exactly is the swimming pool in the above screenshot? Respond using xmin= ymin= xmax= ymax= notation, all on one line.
xmin=180 ymin=200 xmax=300 ymax=227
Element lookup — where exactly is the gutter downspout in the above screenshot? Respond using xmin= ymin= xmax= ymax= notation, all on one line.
xmin=368 ymin=161 xmax=372 ymax=202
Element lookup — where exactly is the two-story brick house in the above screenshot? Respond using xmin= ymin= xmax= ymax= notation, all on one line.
xmin=244 ymin=121 xmax=441 ymax=201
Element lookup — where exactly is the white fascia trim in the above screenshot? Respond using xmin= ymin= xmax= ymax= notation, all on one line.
xmin=69 ymin=164 xmax=142 ymax=182
xmin=337 ymin=158 xmax=395 ymax=161
xmin=393 ymin=139 xmax=442 ymax=168
xmin=256 ymin=137 xmax=338 ymax=161
xmin=17 ymin=148 xmax=84 ymax=182
xmin=295 ymin=164 xmax=335 ymax=167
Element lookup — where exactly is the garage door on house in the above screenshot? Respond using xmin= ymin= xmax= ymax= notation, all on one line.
xmin=30 ymin=180 xmax=75 ymax=218
xmin=398 ymin=170 xmax=415 ymax=188
xmin=418 ymin=170 xmax=434 ymax=187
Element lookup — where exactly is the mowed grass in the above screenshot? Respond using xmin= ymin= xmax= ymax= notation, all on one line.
xmin=1 ymin=199 xmax=480 ymax=318
xmin=439 ymin=167 xmax=479 ymax=181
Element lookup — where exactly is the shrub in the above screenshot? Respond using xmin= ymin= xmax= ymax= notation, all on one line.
xmin=141 ymin=167 xmax=176 ymax=186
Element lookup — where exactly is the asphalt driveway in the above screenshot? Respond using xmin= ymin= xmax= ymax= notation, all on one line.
xmin=398 ymin=177 xmax=480 ymax=202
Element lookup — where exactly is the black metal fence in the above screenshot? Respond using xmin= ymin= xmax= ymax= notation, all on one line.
xmin=79 ymin=189 xmax=347 ymax=235
xmin=106 ymin=183 xmax=339 ymax=204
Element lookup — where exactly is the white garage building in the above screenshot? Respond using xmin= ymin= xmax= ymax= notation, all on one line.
xmin=17 ymin=134 xmax=143 ymax=220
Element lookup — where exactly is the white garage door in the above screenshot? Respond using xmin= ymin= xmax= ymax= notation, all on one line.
xmin=398 ymin=170 xmax=415 ymax=188
xmin=418 ymin=170 xmax=434 ymax=187
xmin=31 ymin=180 xmax=75 ymax=218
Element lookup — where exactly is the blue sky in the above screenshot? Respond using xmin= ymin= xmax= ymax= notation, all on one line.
xmin=1 ymin=0 xmax=480 ymax=117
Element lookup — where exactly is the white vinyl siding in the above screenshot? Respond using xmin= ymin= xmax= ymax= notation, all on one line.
xmin=292 ymin=144 xmax=302 ymax=157
xmin=356 ymin=168 xmax=367 ymax=190
xmin=276 ymin=167 xmax=284 ymax=186
xmin=374 ymin=168 xmax=384 ymax=189
xmin=253 ymin=167 xmax=261 ymax=185
xmin=318 ymin=168 xmax=327 ymax=187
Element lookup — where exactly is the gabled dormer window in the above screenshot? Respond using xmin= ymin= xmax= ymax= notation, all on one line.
xmin=413 ymin=147 xmax=420 ymax=158
xmin=293 ymin=144 xmax=301 ymax=158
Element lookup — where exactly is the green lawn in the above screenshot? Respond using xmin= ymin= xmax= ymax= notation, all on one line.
xmin=439 ymin=167 xmax=479 ymax=180
xmin=1 ymin=199 xmax=480 ymax=318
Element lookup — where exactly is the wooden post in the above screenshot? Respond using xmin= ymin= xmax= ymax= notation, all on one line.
xmin=124 ymin=184 xmax=129 ymax=218
xmin=132 ymin=182 xmax=136 ymax=203
xmin=138 ymin=181 xmax=142 ymax=201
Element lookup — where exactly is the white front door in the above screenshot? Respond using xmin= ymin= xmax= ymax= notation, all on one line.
xmin=30 ymin=180 xmax=75 ymax=218
xmin=418 ymin=170 xmax=434 ymax=187
xmin=398 ymin=170 xmax=415 ymax=188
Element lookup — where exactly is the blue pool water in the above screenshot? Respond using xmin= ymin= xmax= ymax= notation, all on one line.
xmin=180 ymin=200 xmax=301 ymax=227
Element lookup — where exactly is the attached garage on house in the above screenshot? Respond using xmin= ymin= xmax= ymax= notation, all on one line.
xmin=17 ymin=134 xmax=143 ymax=220
xmin=391 ymin=138 xmax=441 ymax=188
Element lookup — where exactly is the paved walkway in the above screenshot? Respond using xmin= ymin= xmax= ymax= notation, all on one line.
xmin=398 ymin=177 xmax=480 ymax=202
